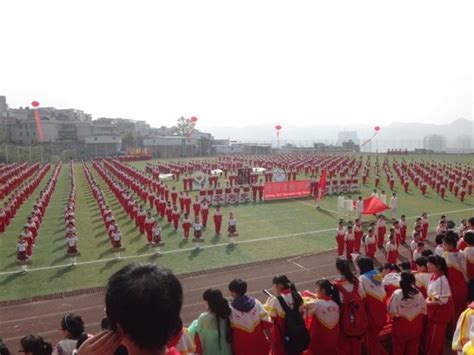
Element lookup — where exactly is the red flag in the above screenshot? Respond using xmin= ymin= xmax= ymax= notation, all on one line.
xmin=362 ymin=196 xmax=389 ymax=215
xmin=315 ymin=169 xmax=327 ymax=205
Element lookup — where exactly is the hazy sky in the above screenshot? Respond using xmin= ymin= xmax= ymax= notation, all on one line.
xmin=0 ymin=0 xmax=472 ymax=129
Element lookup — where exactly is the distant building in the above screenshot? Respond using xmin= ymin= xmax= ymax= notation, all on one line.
xmin=85 ymin=136 xmax=122 ymax=157
xmin=457 ymin=135 xmax=472 ymax=151
xmin=423 ymin=134 xmax=446 ymax=152
xmin=0 ymin=96 xmax=7 ymax=113
xmin=338 ymin=131 xmax=359 ymax=145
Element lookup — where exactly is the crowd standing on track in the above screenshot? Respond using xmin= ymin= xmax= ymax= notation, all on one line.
xmin=2 ymin=215 xmax=474 ymax=355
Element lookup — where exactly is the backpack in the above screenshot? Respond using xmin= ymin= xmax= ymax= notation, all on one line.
xmin=337 ymin=280 xmax=368 ymax=337
xmin=276 ymin=295 xmax=310 ymax=353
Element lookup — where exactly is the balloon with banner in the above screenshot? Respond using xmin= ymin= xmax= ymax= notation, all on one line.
xmin=275 ymin=125 xmax=282 ymax=146
xmin=360 ymin=125 xmax=381 ymax=148
xmin=31 ymin=101 xmax=45 ymax=142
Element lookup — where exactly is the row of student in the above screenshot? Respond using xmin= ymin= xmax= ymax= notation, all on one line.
xmin=7 ymin=256 xmax=467 ymax=355
xmin=16 ymin=164 xmax=62 ymax=263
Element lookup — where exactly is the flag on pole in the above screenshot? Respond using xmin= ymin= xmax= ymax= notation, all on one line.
xmin=315 ymin=169 xmax=327 ymax=206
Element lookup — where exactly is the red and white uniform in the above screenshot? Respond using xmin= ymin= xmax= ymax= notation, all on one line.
xmin=443 ymin=250 xmax=468 ymax=322
xmin=228 ymin=217 xmax=237 ymax=235
xmin=144 ymin=217 xmax=155 ymax=243
xmin=376 ymin=219 xmax=386 ymax=248
xmin=386 ymin=241 xmax=399 ymax=264
xmin=304 ymin=295 xmax=340 ymax=355
xmin=336 ymin=227 xmax=346 ymax=257
xmin=17 ymin=240 xmax=27 ymax=261
xmin=213 ymin=210 xmax=222 ymax=234
xmin=193 ymin=222 xmax=203 ymax=239
xmin=414 ymin=271 xmax=432 ymax=298
xmin=66 ymin=235 xmax=78 ymax=254
xmin=387 ymin=289 xmax=427 ymax=355
xmin=383 ymin=272 xmax=401 ymax=299
xmin=399 ymin=218 xmax=407 ymax=244
xmin=359 ymin=272 xmax=387 ymax=355
xmin=200 ymin=204 xmax=209 ymax=227
xmin=463 ymin=246 xmax=474 ymax=282
xmin=353 ymin=223 xmax=363 ymax=253
xmin=111 ymin=230 xmax=122 ymax=248
xmin=136 ymin=210 xmax=146 ymax=234
xmin=229 ymin=299 xmax=271 ymax=355
xmin=421 ymin=216 xmax=429 ymax=240
xmin=364 ymin=234 xmax=376 ymax=259
xmin=182 ymin=218 xmax=191 ymax=238
xmin=21 ymin=230 xmax=33 ymax=257
xmin=425 ymin=274 xmax=452 ymax=355
xmin=152 ymin=225 xmax=161 ymax=243
xmin=344 ymin=231 xmax=354 ymax=261
xmin=171 ymin=209 xmax=181 ymax=230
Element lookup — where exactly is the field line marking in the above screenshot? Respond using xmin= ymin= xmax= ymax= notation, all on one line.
xmin=0 ymin=207 xmax=472 ymax=277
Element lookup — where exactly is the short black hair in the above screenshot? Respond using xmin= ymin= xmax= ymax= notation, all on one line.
xmin=0 ymin=338 xmax=10 ymax=355
xmin=415 ymin=256 xmax=428 ymax=268
xmin=106 ymin=263 xmax=183 ymax=351
xmin=421 ymin=249 xmax=433 ymax=257
xmin=443 ymin=234 xmax=458 ymax=248
xmin=435 ymin=234 xmax=445 ymax=245
xmin=464 ymin=232 xmax=474 ymax=246
xmin=228 ymin=278 xmax=247 ymax=296
xmin=357 ymin=257 xmax=374 ymax=275
xmin=20 ymin=335 xmax=52 ymax=355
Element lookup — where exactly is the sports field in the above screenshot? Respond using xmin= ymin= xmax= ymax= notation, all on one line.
xmin=0 ymin=154 xmax=472 ymax=302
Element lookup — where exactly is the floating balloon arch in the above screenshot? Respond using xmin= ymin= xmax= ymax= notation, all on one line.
xmin=31 ymin=101 xmax=45 ymax=142
xmin=360 ymin=125 xmax=381 ymax=149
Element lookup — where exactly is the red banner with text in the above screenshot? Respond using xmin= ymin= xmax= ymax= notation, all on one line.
xmin=264 ymin=180 xmax=311 ymax=200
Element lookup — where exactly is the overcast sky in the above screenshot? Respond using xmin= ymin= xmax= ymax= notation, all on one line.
xmin=0 ymin=0 xmax=472 ymax=129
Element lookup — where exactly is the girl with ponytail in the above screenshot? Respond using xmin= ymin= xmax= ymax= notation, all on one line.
xmin=19 ymin=335 xmax=53 ymax=355
xmin=54 ymin=313 xmax=86 ymax=355
xmin=304 ymin=279 xmax=341 ymax=354
xmin=188 ymin=288 xmax=232 ymax=355
xmin=387 ymin=271 xmax=427 ymax=355
xmin=264 ymin=275 xmax=304 ymax=355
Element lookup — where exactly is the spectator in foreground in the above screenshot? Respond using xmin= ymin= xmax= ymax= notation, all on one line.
xmin=53 ymin=313 xmax=87 ymax=355
xmin=19 ymin=335 xmax=52 ymax=355
xmin=78 ymin=263 xmax=184 ymax=355
xmin=0 ymin=338 xmax=10 ymax=355
xmin=188 ymin=288 xmax=232 ymax=355
xmin=228 ymin=278 xmax=271 ymax=355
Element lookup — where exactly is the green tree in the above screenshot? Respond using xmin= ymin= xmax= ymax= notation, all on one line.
xmin=171 ymin=116 xmax=195 ymax=157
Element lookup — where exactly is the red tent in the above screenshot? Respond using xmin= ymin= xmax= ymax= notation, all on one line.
xmin=360 ymin=196 xmax=390 ymax=215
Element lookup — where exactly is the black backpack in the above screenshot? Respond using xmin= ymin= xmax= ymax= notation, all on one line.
xmin=277 ymin=295 xmax=310 ymax=354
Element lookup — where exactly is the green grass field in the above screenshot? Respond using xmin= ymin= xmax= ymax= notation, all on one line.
xmin=0 ymin=154 xmax=472 ymax=302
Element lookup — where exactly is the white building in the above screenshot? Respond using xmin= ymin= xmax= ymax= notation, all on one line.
xmin=423 ymin=134 xmax=446 ymax=152
xmin=338 ymin=131 xmax=359 ymax=145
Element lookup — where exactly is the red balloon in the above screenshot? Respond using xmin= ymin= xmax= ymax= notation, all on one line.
xmin=275 ymin=125 xmax=282 ymax=130
xmin=31 ymin=101 xmax=40 ymax=108
xmin=191 ymin=116 xmax=198 ymax=123
xmin=374 ymin=126 xmax=380 ymax=131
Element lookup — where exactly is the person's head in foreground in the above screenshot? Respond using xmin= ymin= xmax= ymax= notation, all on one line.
xmin=19 ymin=335 xmax=52 ymax=355
xmin=97 ymin=263 xmax=183 ymax=355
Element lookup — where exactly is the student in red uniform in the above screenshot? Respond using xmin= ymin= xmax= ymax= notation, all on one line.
xmin=357 ymin=257 xmax=387 ymax=355
xmin=344 ymin=225 xmax=355 ymax=261
xmin=264 ymin=275 xmax=305 ymax=355
xmin=462 ymin=232 xmax=474 ymax=301
xmin=178 ymin=192 xmax=185 ymax=212
xmin=182 ymin=214 xmax=192 ymax=239
xmin=144 ymin=212 xmax=155 ymax=244
xmin=171 ymin=205 xmax=180 ymax=231
xmin=399 ymin=215 xmax=407 ymax=244
xmin=303 ymin=279 xmax=341 ymax=355
xmin=414 ymin=256 xmax=431 ymax=298
xmin=165 ymin=202 xmax=173 ymax=224
xmin=200 ymin=201 xmax=209 ymax=227
xmin=442 ymin=233 xmax=468 ymax=322
xmin=421 ymin=212 xmax=429 ymax=241
xmin=184 ymin=192 xmax=192 ymax=215
xmin=376 ymin=215 xmax=386 ymax=248
xmin=333 ymin=258 xmax=367 ymax=355
xmin=385 ymin=230 xmax=399 ymax=264
xmin=213 ymin=206 xmax=223 ymax=235
xmin=170 ymin=187 xmax=178 ymax=206
xmin=387 ymin=272 xmax=427 ymax=355
xmin=228 ymin=278 xmax=271 ymax=355
xmin=136 ymin=206 xmax=147 ymax=234
xmin=425 ymin=255 xmax=453 ymax=355
xmin=21 ymin=225 xmax=33 ymax=257
xmin=192 ymin=196 xmax=201 ymax=219
xmin=353 ymin=219 xmax=363 ymax=253
xmin=364 ymin=228 xmax=377 ymax=259
xmin=335 ymin=220 xmax=346 ymax=257
xmin=17 ymin=236 xmax=27 ymax=262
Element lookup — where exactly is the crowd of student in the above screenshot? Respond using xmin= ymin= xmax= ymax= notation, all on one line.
xmin=2 ymin=215 xmax=473 ymax=355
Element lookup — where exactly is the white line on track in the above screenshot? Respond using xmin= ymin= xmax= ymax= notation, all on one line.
xmin=0 ymin=207 xmax=472 ymax=277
